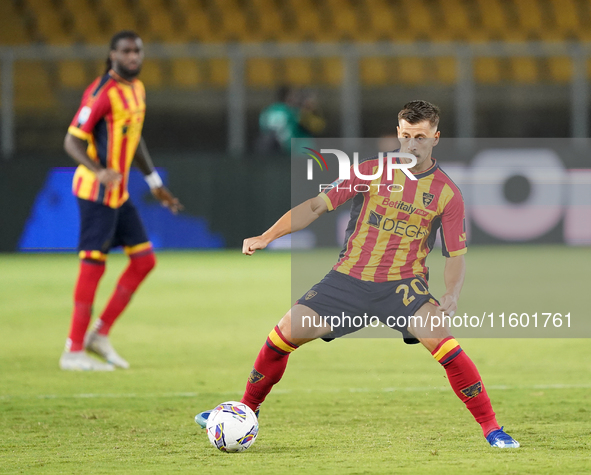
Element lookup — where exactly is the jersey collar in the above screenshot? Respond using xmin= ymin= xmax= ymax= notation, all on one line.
xmin=413 ymin=157 xmax=438 ymax=179
xmin=108 ymin=69 xmax=135 ymax=85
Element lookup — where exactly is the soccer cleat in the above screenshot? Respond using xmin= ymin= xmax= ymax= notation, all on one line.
xmin=486 ymin=426 xmax=520 ymax=448
xmin=84 ymin=331 xmax=130 ymax=369
xmin=59 ymin=351 xmax=115 ymax=371
xmin=195 ymin=407 xmax=259 ymax=429
xmin=195 ymin=410 xmax=212 ymax=429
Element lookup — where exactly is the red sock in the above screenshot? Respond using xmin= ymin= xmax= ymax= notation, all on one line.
xmin=432 ymin=337 xmax=500 ymax=437
xmin=95 ymin=250 xmax=156 ymax=336
xmin=67 ymin=258 xmax=106 ymax=351
xmin=241 ymin=326 xmax=298 ymax=412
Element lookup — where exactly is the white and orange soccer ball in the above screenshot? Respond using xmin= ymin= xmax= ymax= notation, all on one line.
xmin=206 ymin=401 xmax=259 ymax=453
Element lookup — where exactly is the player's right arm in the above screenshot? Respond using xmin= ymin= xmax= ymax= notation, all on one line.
xmin=65 ymin=81 xmax=121 ymax=188
xmin=242 ymin=196 xmax=328 ymax=255
xmin=243 ymin=158 xmax=373 ymax=255
xmin=64 ymin=133 xmax=121 ymax=187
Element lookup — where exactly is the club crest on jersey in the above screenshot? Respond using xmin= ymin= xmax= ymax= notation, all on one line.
xmin=305 ymin=290 xmax=317 ymax=301
xmin=460 ymin=381 xmax=483 ymax=398
xmin=248 ymin=368 xmax=265 ymax=384
xmin=422 ymin=192 xmax=435 ymax=207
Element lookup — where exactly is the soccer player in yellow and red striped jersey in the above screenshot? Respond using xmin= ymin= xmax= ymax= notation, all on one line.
xmin=59 ymin=31 xmax=183 ymax=371
xmin=195 ymin=101 xmax=519 ymax=448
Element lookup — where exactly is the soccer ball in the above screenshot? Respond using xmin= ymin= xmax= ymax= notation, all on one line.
xmin=206 ymin=401 xmax=259 ymax=453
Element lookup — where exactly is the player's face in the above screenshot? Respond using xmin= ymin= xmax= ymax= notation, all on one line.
xmin=110 ymin=38 xmax=144 ymax=79
xmin=397 ymin=119 xmax=440 ymax=171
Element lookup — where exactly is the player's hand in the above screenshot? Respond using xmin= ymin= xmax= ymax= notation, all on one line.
xmin=438 ymin=294 xmax=458 ymax=317
xmin=242 ymin=236 xmax=269 ymax=256
xmin=151 ymin=186 xmax=184 ymax=214
xmin=96 ymin=168 xmax=122 ymax=188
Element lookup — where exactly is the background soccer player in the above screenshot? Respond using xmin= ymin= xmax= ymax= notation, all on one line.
xmin=196 ymin=100 xmax=519 ymax=448
xmin=59 ymin=31 xmax=183 ymax=371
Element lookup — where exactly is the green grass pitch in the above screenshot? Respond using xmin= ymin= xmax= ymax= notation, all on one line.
xmin=0 ymin=246 xmax=589 ymax=474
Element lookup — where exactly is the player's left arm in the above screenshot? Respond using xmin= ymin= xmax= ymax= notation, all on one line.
xmin=134 ymin=137 xmax=184 ymax=214
xmin=438 ymin=185 xmax=468 ymax=315
xmin=438 ymin=254 xmax=465 ymax=315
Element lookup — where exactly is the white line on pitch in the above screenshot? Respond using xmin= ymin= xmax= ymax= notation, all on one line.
xmin=1 ymin=383 xmax=591 ymax=401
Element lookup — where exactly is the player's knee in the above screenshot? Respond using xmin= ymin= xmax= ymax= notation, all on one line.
xmin=130 ymin=251 xmax=156 ymax=276
xmin=277 ymin=313 xmax=310 ymax=346
xmin=81 ymin=257 xmax=105 ymax=266
xmin=277 ymin=313 xmax=293 ymax=341
xmin=80 ymin=257 xmax=107 ymax=277
xmin=416 ymin=336 xmax=452 ymax=353
xmin=277 ymin=309 xmax=324 ymax=346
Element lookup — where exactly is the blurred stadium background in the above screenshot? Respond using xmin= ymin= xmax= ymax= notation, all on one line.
xmin=0 ymin=0 xmax=590 ymax=251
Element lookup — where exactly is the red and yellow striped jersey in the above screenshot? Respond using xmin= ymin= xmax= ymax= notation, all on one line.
xmin=68 ymin=70 xmax=146 ymax=209
xmin=319 ymin=155 xmax=467 ymax=282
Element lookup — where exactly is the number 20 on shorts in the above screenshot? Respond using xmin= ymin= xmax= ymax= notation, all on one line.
xmin=396 ymin=279 xmax=430 ymax=306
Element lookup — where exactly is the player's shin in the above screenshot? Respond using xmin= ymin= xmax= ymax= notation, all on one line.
xmin=95 ymin=249 xmax=156 ymax=335
xmin=432 ymin=337 xmax=500 ymax=437
xmin=67 ymin=258 xmax=106 ymax=351
xmin=241 ymin=325 xmax=299 ymax=413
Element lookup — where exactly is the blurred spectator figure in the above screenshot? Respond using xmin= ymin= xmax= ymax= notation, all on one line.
xmin=298 ymin=90 xmax=326 ymax=146
xmin=256 ymin=86 xmax=325 ymax=155
xmin=256 ymin=86 xmax=300 ymax=154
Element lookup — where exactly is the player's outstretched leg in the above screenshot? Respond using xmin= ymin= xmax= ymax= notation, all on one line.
xmin=410 ymin=303 xmax=519 ymax=448
xmin=195 ymin=305 xmax=329 ymax=428
xmin=86 ymin=245 xmax=156 ymax=368
xmin=60 ymin=256 xmax=114 ymax=371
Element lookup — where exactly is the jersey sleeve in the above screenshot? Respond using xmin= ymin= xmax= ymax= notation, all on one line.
xmin=68 ymin=86 xmax=111 ymax=141
xmin=439 ymin=188 xmax=467 ymax=257
xmin=317 ymin=160 xmax=375 ymax=211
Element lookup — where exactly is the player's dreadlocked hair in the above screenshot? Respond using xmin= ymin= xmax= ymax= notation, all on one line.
xmin=104 ymin=30 xmax=140 ymax=74
xmin=398 ymin=100 xmax=440 ymax=129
